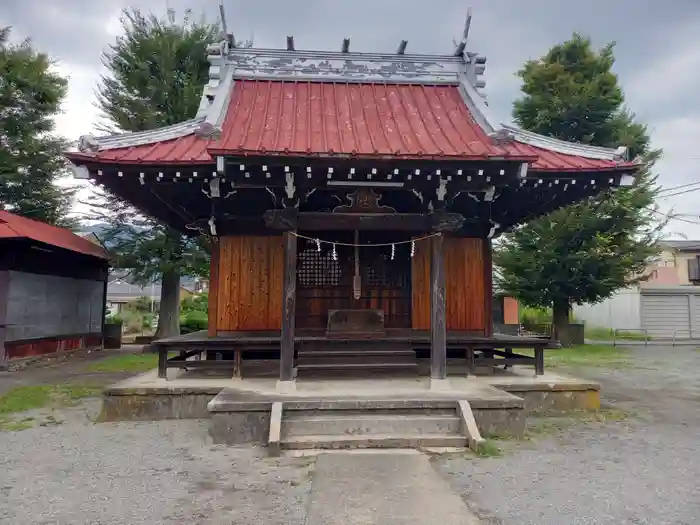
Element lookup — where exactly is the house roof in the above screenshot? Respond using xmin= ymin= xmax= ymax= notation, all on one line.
xmin=660 ymin=240 xmax=700 ymax=252
xmin=66 ymin=39 xmax=636 ymax=174
xmin=0 ymin=210 xmax=109 ymax=260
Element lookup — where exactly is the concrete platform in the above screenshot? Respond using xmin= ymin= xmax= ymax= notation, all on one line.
xmin=99 ymin=366 xmax=600 ymax=428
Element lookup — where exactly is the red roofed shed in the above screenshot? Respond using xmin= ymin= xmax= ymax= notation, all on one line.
xmin=65 ymin=30 xmax=640 ymax=381
xmin=0 ymin=212 xmax=108 ymax=362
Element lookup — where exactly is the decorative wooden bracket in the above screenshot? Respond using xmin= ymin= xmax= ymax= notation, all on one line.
xmin=429 ymin=212 xmax=465 ymax=232
xmin=332 ymin=187 xmax=396 ymax=214
xmin=264 ymin=208 xmax=298 ymax=230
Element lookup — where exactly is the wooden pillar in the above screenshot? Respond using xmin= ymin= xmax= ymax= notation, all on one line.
xmin=430 ymin=233 xmax=447 ymax=379
xmin=208 ymin=241 xmax=220 ymax=337
xmin=157 ymin=344 xmax=167 ymax=379
xmin=280 ymin=231 xmax=297 ymax=382
xmin=483 ymin=238 xmax=494 ymax=337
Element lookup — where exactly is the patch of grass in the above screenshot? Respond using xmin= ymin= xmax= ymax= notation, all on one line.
xmin=0 ymin=385 xmax=54 ymax=415
xmin=0 ymin=383 xmax=103 ymax=417
xmin=475 ymin=439 xmax=503 ymax=458
xmin=521 ymin=344 xmax=629 ymax=368
xmin=84 ymin=353 xmax=158 ymax=373
xmin=0 ymin=419 xmax=35 ymax=431
xmin=585 ymin=326 xmax=650 ymax=341
xmin=527 ymin=408 xmax=631 ymax=438
xmin=52 ymin=384 xmax=103 ymax=405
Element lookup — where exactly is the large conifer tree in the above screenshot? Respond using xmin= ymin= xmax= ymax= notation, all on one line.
xmin=0 ymin=27 xmax=75 ymax=226
xmin=93 ymin=9 xmax=218 ymax=338
xmin=494 ymin=35 xmax=663 ymax=345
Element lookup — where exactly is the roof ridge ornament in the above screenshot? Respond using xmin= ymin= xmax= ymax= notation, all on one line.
xmin=453 ymin=8 xmax=472 ymax=57
xmin=78 ymin=135 xmax=100 ymax=153
xmin=488 ymin=128 xmax=515 ymax=146
xmin=613 ymin=146 xmax=628 ymax=162
xmin=195 ymin=121 xmax=221 ymax=139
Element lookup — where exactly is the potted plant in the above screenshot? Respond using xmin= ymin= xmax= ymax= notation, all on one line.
xmin=103 ymin=313 xmax=123 ymax=349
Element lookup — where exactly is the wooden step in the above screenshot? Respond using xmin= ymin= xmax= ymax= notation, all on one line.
xmin=297 ymin=349 xmax=416 ymax=358
xmin=300 ymin=340 xmax=413 ymax=350
xmin=296 ymin=361 xmax=418 ymax=371
xmin=296 ymin=352 xmax=416 ymax=366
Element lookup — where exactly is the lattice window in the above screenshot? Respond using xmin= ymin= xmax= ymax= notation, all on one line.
xmin=297 ymin=248 xmax=341 ymax=287
xmin=362 ymin=247 xmax=410 ymax=288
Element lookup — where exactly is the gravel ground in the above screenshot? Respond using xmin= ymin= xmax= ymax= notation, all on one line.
xmin=1 ymin=351 xmax=313 ymax=524
xmin=0 ymin=400 xmax=313 ymax=525
xmin=3 ymin=345 xmax=700 ymax=524
xmin=437 ymin=345 xmax=700 ymax=525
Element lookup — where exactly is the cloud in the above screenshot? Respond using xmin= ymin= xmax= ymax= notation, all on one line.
xmin=649 ymin=116 xmax=700 ymax=238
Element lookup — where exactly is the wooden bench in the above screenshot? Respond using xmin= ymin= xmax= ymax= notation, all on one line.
xmin=155 ymin=342 xmax=285 ymax=379
xmin=414 ymin=339 xmax=556 ymax=375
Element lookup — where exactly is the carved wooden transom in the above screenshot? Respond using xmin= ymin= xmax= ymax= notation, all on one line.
xmin=332 ymin=188 xmax=396 ymax=214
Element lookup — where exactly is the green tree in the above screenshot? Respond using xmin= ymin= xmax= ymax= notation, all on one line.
xmin=94 ymin=8 xmax=218 ymax=338
xmin=0 ymin=27 xmax=76 ymax=226
xmin=494 ymin=34 xmax=663 ymax=345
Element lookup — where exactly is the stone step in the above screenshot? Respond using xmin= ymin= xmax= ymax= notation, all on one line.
xmin=283 ymin=413 xmax=461 ymax=437
xmin=281 ymin=433 xmax=467 ymax=450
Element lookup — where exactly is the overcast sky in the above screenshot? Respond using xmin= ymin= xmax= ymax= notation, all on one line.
xmin=3 ymin=0 xmax=700 ymax=237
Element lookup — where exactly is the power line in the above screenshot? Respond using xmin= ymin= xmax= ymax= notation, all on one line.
xmin=657 ymin=181 xmax=700 ymax=195
xmin=658 ymin=185 xmax=700 ymax=200
xmin=650 ymin=208 xmax=700 ymax=226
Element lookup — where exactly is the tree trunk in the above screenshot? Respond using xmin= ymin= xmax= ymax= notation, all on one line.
xmin=552 ymin=299 xmax=572 ymax=347
xmin=154 ymin=267 xmax=181 ymax=339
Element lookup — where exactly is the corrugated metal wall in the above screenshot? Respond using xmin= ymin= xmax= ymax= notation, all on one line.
xmin=5 ymin=271 xmax=104 ymax=342
xmin=573 ymin=288 xmax=642 ymax=331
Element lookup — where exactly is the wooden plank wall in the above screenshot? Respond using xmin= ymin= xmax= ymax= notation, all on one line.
xmin=411 ymin=237 xmax=488 ymax=332
xmin=215 ymin=235 xmax=284 ymax=331
xmin=411 ymin=238 xmax=431 ymax=330
xmin=207 ymin=241 xmax=220 ymax=336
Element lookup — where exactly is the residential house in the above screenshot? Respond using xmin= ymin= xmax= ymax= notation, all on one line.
xmin=643 ymin=240 xmax=700 ymax=286
xmin=106 ymin=271 xmax=206 ymax=314
xmin=573 ymin=240 xmax=700 ymax=339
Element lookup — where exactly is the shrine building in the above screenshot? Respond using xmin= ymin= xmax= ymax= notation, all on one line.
xmin=66 ymin=26 xmax=639 ymax=387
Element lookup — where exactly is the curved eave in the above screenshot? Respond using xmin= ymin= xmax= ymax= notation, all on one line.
xmin=205 ymin=146 xmax=537 ymax=163
xmin=502 ymin=124 xmax=627 ymax=163
xmin=528 ymin=161 xmax=642 ymax=174
xmin=79 ymin=119 xmax=205 ymax=151
xmin=66 ymin=151 xmax=215 ymax=167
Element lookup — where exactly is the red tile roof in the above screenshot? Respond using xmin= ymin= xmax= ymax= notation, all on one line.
xmin=67 ymin=81 xmax=634 ymax=173
xmin=68 ymin=134 xmax=214 ymax=165
xmin=504 ymin=141 xmax=627 ymax=172
xmin=209 ymin=81 xmax=535 ymax=161
xmin=0 ymin=211 xmax=108 ymax=260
